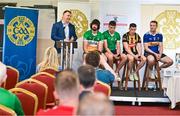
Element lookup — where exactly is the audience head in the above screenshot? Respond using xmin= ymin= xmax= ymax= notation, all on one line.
xmin=90 ymin=19 xmax=100 ymax=31
xmin=0 ymin=62 xmax=7 ymax=85
xmin=54 ymin=69 xmax=79 ymax=103
xmin=62 ymin=10 xmax=72 ymax=23
xmin=108 ymin=20 xmax=116 ymax=34
xmin=39 ymin=47 xmax=59 ymax=72
xmin=78 ymin=65 xmax=96 ymax=90
xmin=85 ymin=51 xmax=100 ymax=68
xmin=129 ymin=23 xmax=137 ymax=35
xmin=150 ymin=20 xmax=158 ymax=32
xmin=77 ymin=93 xmax=114 ymax=116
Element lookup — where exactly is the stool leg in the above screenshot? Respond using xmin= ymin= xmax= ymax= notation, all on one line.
xmin=137 ymin=72 xmax=141 ymax=91
xmin=142 ymin=63 xmax=148 ymax=89
xmin=125 ymin=65 xmax=129 ymax=91
xmin=121 ymin=64 xmax=127 ymax=90
xmin=156 ymin=62 xmax=162 ymax=91
xmin=145 ymin=64 xmax=150 ymax=91
xmin=135 ymin=61 xmax=141 ymax=91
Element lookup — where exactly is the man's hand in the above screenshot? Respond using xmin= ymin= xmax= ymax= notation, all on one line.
xmin=114 ymin=54 xmax=120 ymax=60
xmin=154 ymin=53 xmax=161 ymax=61
xmin=134 ymin=55 xmax=141 ymax=61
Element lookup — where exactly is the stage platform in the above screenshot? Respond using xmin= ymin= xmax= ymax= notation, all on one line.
xmin=110 ymin=87 xmax=170 ymax=105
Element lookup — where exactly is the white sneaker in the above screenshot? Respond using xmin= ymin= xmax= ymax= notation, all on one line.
xmin=129 ymin=74 xmax=134 ymax=81
xmin=150 ymin=71 xmax=156 ymax=79
xmin=115 ymin=73 xmax=121 ymax=82
xmin=133 ymin=73 xmax=139 ymax=81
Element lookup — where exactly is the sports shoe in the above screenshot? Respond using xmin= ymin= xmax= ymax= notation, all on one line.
xmin=150 ymin=71 xmax=156 ymax=79
xmin=129 ymin=74 xmax=134 ymax=81
xmin=133 ymin=73 xmax=139 ymax=81
xmin=115 ymin=73 xmax=121 ymax=82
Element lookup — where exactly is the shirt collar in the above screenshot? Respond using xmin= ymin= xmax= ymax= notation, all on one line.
xmin=62 ymin=20 xmax=69 ymax=26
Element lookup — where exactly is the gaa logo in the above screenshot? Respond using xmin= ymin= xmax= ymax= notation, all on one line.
xmin=7 ymin=16 xmax=35 ymax=46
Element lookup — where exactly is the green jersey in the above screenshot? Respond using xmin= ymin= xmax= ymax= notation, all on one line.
xmin=103 ymin=30 xmax=121 ymax=51
xmin=0 ymin=88 xmax=24 ymax=115
xmin=83 ymin=30 xmax=103 ymax=46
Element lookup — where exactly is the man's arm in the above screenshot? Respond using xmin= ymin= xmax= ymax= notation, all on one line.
xmin=136 ymin=35 xmax=142 ymax=56
xmin=159 ymin=42 xmax=163 ymax=56
xmin=144 ymin=43 xmax=157 ymax=55
xmin=98 ymin=41 xmax=103 ymax=53
xmin=104 ymin=40 xmax=113 ymax=54
xmin=83 ymin=40 xmax=89 ymax=53
xmin=116 ymin=41 xmax=121 ymax=55
xmin=72 ymin=25 xmax=78 ymax=41
xmin=123 ymin=41 xmax=136 ymax=57
xmin=137 ymin=43 xmax=142 ymax=56
xmin=51 ymin=23 xmax=62 ymax=41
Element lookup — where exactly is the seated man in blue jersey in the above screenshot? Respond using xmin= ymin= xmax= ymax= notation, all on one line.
xmin=143 ymin=20 xmax=173 ymax=78
xmin=85 ymin=51 xmax=115 ymax=85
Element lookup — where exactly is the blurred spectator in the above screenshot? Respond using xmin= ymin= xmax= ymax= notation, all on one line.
xmin=78 ymin=65 xmax=96 ymax=100
xmin=77 ymin=93 xmax=114 ymax=116
xmin=85 ymin=51 xmax=115 ymax=85
xmin=37 ymin=47 xmax=62 ymax=72
xmin=0 ymin=62 xmax=24 ymax=115
xmin=37 ymin=70 xmax=79 ymax=115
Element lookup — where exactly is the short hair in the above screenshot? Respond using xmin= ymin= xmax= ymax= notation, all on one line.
xmin=63 ymin=10 xmax=72 ymax=15
xmin=0 ymin=62 xmax=7 ymax=84
xmin=109 ymin=20 xmax=116 ymax=26
xmin=78 ymin=65 xmax=96 ymax=89
xmin=150 ymin=20 xmax=158 ymax=26
xmin=129 ymin=23 xmax=137 ymax=28
xmin=55 ymin=70 xmax=79 ymax=99
xmin=85 ymin=51 xmax=100 ymax=67
xmin=77 ymin=93 xmax=114 ymax=115
xmin=90 ymin=19 xmax=100 ymax=30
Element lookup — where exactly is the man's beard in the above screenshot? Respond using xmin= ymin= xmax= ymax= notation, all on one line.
xmin=92 ymin=27 xmax=98 ymax=31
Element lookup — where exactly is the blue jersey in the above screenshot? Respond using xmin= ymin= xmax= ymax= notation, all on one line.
xmin=143 ymin=32 xmax=163 ymax=54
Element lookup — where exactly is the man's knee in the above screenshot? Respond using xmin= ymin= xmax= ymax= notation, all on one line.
xmin=127 ymin=55 xmax=134 ymax=62
xmin=147 ymin=55 xmax=155 ymax=65
xmin=121 ymin=54 xmax=127 ymax=61
xmin=141 ymin=56 xmax=146 ymax=63
xmin=107 ymin=54 xmax=114 ymax=61
xmin=167 ymin=59 xmax=173 ymax=66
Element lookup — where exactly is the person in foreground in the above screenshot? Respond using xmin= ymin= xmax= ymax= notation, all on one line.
xmin=36 ymin=46 xmax=61 ymax=72
xmin=77 ymin=93 xmax=114 ymax=116
xmin=78 ymin=65 xmax=96 ymax=100
xmin=85 ymin=51 xmax=115 ymax=85
xmin=143 ymin=20 xmax=173 ymax=79
xmin=0 ymin=62 xmax=24 ymax=115
xmin=37 ymin=70 xmax=80 ymax=115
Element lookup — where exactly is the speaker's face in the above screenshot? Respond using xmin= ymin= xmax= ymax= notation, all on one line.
xmin=62 ymin=12 xmax=72 ymax=23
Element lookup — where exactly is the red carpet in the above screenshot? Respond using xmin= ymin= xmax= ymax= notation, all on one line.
xmin=115 ymin=105 xmax=180 ymax=116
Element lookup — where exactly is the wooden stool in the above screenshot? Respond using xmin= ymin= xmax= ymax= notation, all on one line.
xmin=122 ymin=61 xmax=141 ymax=91
xmin=142 ymin=61 xmax=162 ymax=91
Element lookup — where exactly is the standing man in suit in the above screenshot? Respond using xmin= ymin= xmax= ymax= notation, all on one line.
xmin=51 ymin=10 xmax=77 ymax=54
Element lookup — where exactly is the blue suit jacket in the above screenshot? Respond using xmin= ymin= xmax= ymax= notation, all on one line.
xmin=51 ymin=21 xmax=77 ymax=53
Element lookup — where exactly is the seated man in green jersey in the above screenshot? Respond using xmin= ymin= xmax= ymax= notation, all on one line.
xmin=83 ymin=19 xmax=119 ymax=80
xmin=123 ymin=23 xmax=146 ymax=81
xmin=0 ymin=62 xmax=24 ymax=115
xmin=103 ymin=21 xmax=127 ymax=75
